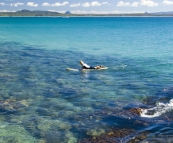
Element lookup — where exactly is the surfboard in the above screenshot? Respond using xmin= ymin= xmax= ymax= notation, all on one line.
xmin=66 ymin=67 xmax=108 ymax=71
xmin=66 ymin=68 xmax=79 ymax=71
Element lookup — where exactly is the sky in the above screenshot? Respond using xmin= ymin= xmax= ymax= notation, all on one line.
xmin=0 ymin=0 xmax=173 ymax=14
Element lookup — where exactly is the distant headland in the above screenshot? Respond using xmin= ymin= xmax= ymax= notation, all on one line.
xmin=1 ymin=9 xmax=173 ymax=17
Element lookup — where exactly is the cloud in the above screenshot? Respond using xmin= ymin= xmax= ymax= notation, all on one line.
xmin=52 ymin=2 xmax=69 ymax=6
xmin=0 ymin=2 xmax=5 ymax=6
xmin=117 ymin=1 xmax=130 ymax=6
xmin=0 ymin=2 xmax=24 ymax=7
xmin=42 ymin=2 xmax=69 ymax=7
xmin=27 ymin=2 xmax=38 ymax=7
xmin=82 ymin=1 xmax=108 ymax=7
xmin=140 ymin=0 xmax=158 ymax=7
xmin=82 ymin=2 xmax=90 ymax=7
xmin=69 ymin=3 xmax=80 ymax=7
xmin=13 ymin=2 xmax=24 ymax=7
xmin=42 ymin=2 xmax=51 ymax=6
xmin=131 ymin=2 xmax=140 ymax=7
xmin=91 ymin=1 xmax=108 ymax=6
xmin=117 ymin=0 xmax=158 ymax=7
xmin=163 ymin=0 xmax=173 ymax=5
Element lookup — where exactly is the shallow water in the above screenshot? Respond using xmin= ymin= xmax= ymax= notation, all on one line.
xmin=0 ymin=17 xmax=173 ymax=142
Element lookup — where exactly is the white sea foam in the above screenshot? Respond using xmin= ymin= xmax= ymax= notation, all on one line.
xmin=141 ymin=99 xmax=173 ymax=118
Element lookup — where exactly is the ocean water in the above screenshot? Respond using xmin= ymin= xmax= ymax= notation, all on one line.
xmin=0 ymin=17 xmax=173 ymax=143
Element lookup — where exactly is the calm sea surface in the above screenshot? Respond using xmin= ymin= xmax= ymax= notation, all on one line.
xmin=0 ymin=17 xmax=173 ymax=142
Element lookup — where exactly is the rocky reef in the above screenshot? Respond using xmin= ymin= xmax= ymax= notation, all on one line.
xmin=77 ymin=87 xmax=173 ymax=143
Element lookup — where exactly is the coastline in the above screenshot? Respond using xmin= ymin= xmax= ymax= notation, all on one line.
xmin=1 ymin=13 xmax=173 ymax=17
xmin=1 ymin=15 xmax=173 ymax=17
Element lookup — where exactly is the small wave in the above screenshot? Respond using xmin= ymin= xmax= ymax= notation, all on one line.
xmin=141 ymin=99 xmax=173 ymax=118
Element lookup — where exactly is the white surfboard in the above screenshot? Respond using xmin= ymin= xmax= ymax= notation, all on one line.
xmin=66 ymin=67 xmax=108 ymax=71
xmin=66 ymin=68 xmax=79 ymax=71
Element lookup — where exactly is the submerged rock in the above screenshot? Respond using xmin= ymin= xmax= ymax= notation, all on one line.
xmin=0 ymin=99 xmax=18 ymax=113
xmin=0 ymin=99 xmax=31 ymax=113
xmin=86 ymin=128 xmax=105 ymax=137
xmin=78 ymin=128 xmax=135 ymax=143
xmin=127 ymin=131 xmax=148 ymax=143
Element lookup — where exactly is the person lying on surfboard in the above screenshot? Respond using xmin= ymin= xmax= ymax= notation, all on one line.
xmin=66 ymin=61 xmax=107 ymax=71
xmin=80 ymin=60 xmax=105 ymax=70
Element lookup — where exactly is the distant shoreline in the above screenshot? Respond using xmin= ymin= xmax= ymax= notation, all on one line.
xmin=1 ymin=9 xmax=173 ymax=17
xmin=1 ymin=15 xmax=173 ymax=17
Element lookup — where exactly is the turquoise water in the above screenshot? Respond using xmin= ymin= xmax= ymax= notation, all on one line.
xmin=0 ymin=17 xmax=173 ymax=142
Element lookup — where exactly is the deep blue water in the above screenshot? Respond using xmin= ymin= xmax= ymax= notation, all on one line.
xmin=0 ymin=17 xmax=173 ymax=142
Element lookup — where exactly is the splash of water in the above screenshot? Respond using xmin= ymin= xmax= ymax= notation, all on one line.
xmin=141 ymin=99 xmax=173 ymax=118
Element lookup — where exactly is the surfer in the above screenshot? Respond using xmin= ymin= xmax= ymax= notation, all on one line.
xmin=66 ymin=61 xmax=107 ymax=71
xmin=80 ymin=60 xmax=105 ymax=70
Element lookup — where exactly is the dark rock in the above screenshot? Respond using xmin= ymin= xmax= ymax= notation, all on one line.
xmin=129 ymin=108 xmax=142 ymax=115
xmin=78 ymin=128 xmax=135 ymax=143
xmin=111 ymin=129 xmax=135 ymax=138
xmin=127 ymin=131 xmax=148 ymax=143
xmin=78 ymin=137 xmax=117 ymax=143
xmin=0 ymin=99 xmax=18 ymax=113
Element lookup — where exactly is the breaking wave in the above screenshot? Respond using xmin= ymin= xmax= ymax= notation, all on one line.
xmin=141 ymin=99 xmax=173 ymax=118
